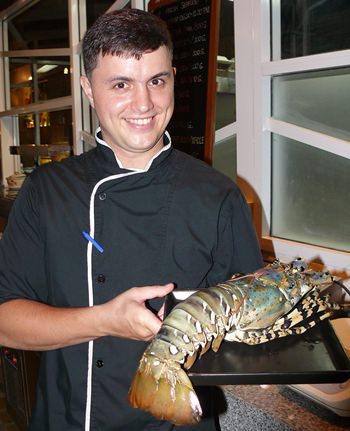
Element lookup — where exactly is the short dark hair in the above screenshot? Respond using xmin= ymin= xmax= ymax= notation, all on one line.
xmin=82 ymin=9 xmax=173 ymax=78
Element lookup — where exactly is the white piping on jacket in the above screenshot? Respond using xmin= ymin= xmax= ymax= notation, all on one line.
xmin=84 ymin=132 xmax=171 ymax=431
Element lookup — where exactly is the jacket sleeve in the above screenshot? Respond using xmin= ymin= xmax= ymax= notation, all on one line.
xmin=206 ymin=187 xmax=264 ymax=286
xmin=0 ymin=176 xmax=48 ymax=304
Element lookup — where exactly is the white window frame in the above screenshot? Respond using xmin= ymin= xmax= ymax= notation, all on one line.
xmin=0 ymin=0 xmax=81 ymax=185
xmin=234 ymin=0 xmax=350 ymax=272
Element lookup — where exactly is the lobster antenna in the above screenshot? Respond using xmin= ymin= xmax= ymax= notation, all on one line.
xmin=333 ymin=279 xmax=350 ymax=296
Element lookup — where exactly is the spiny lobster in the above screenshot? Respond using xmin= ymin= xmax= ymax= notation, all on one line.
xmin=128 ymin=258 xmax=348 ymax=425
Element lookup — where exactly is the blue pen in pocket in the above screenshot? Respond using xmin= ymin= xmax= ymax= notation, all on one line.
xmin=82 ymin=230 xmax=104 ymax=253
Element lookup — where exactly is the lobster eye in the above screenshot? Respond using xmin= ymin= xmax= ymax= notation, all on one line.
xmin=325 ymin=271 xmax=330 ymax=275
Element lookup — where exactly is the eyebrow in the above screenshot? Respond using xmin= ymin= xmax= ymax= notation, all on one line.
xmin=107 ymin=71 xmax=172 ymax=84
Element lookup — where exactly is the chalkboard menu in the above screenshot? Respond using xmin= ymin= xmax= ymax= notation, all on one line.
xmin=149 ymin=0 xmax=220 ymax=162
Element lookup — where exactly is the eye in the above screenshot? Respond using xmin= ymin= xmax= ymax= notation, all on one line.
xmin=115 ymin=82 xmax=127 ymax=89
xmin=150 ymin=78 xmax=164 ymax=86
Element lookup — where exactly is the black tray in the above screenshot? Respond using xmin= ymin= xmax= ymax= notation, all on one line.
xmin=164 ymin=290 xmax=350 ymax=386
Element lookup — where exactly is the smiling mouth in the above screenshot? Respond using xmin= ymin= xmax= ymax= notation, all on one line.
xmin=126 ymin=117 xmax=153 ymax=125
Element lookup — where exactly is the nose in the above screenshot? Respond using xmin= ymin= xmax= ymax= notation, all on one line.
xmin=132 ymin=84 xmax=154 ymax=113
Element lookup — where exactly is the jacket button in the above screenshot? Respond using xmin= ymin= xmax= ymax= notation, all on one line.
xmin=98 ymin=192 xmax=107 ymax=201
xmin=97 ymin=274 xmax=106 ymax=283
xmin=96 ymin=359 xmax=104 ymax=368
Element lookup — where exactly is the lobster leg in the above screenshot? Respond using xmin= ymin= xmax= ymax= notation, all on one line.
xmin=241 ymin=296 xmax=342 ymax=345
xmin=272 ymin=294 xmax=341 ymax=332
xmin=250 ymin=308 xmax=337 ymax=344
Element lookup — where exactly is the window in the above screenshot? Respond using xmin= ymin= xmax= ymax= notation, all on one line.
xmin=9 ymin=57 xmax=71 ymax=107
xmin=275 ymin=0 xmax=350 ymax=59
xmin=269 ymin=0 xmax=350 ymax=262
xmin=86 ymin=0 xmax=124 ymax=27
xmin=16 ymin=109 xmax=72 ymax=169
xmin=272 ymin=68 xmax=350 ymax=141
xmin=0 ymin=0 xmax=75 ymax=183
xmin=235 ymin=0 xmax=350 ymax=270
xmin=271 ymin=135 xmax=350 ymax=252
xmin=213 ymin=0 xmax=236 ymax=181
xmin=7 ymin=0 xmax=69 ymax=49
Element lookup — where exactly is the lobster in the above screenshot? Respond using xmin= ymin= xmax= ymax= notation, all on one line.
xmin=128 ymin=258 xmax=347 ymax=425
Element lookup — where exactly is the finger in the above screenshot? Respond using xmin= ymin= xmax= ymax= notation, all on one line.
xmin=154 ymin=283 xmax=174 ymax=298
xmin=142 ymin=311 xmax=163 ymax=336
xmin=134 ymin=283 xmax=174 ymax=302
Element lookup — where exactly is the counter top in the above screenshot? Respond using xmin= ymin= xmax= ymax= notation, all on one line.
xmin=219 ymin=385 xmax=350 ymax=431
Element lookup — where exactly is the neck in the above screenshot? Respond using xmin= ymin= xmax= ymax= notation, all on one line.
xmin=113 ymin=143 xmax=165 ymax=170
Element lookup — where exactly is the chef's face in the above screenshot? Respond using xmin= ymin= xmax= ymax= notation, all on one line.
xmin=81 ymin=46 xmax=175 ymax=168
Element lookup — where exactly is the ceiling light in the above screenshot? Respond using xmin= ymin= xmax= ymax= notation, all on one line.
xmin=37 ymin=64 xmax=58 ymax=74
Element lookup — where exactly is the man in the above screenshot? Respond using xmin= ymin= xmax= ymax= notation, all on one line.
xmin=0 ymin=9 xmax=263 ymax=431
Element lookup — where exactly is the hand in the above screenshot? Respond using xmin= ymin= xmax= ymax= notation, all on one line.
xmin=99 ymin=283 xmax=174 ymax=341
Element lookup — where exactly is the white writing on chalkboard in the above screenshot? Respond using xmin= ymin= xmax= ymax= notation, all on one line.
xmin=192 ymin=62 xmax=204 ymax=70
xmin=171 ymin=135 xmax=204 ymax=145
xmin=191 ymin=136 xmax=205 ymax=145
xmin=172 ymin=33 xmax=207 ymax=49
xmin=193 ymin=48 xmax=205 ymax=56
xmin=176 ymin=62 xmax=204 ymax=73
xmin=168 ymin=6 xmax=210 ymax=23
xmin=193 ymin=21 xmax=207 ymax=31
xmin=164 ymin=0 xmax=203 ymax=14
xmin=193 ymin=34 xmax=207 ymax=43
xmin=181 ymin=0 xmax=201 ymax=8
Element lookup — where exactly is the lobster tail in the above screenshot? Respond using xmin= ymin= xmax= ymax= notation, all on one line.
xmin=128 ymin=352 xmax=202 ymax=425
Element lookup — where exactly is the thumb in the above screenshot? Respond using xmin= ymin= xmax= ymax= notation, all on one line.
xmin=157 ymin=283 xmax=174 ymax=298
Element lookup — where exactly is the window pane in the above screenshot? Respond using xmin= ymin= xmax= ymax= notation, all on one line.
xmin=273 ymin=0 xmax=350 ymax=60
xmin=213 ymin=135 xmax=236 ymax=181
xmin=86 ymin=0 xmax=121 ymax=28
xmin=271 ymin=134 xmax=350 ymax=252
xmin=272 ymin=68 xmax=350 ymax=141
xmin=7 ymin=0 xmax=69 ymax=49
xmin=17 ymin=109 xmax=72 ymax=169
xmin=216 ymin=0 xmax=235 ymax=129
xmin=9 ymin=57 xmax=71 ymax=108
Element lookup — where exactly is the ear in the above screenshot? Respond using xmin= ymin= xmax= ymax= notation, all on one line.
xmin=172 ymin=67 xmax=176 ymax=76
xmin=80 ymin=76 xmax=95 ymax=108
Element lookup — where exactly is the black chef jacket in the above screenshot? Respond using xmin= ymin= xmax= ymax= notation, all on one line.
xmin=0 ymin=131 xmax=263 ymax=431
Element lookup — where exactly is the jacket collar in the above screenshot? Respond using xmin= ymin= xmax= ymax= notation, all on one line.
xmin=94 ymin=127 xmax=172 ymax=172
